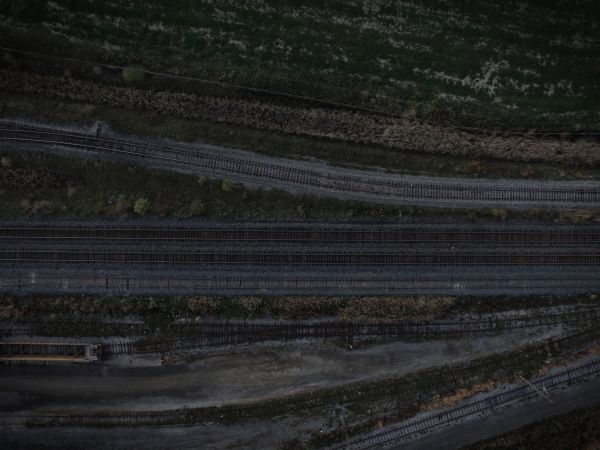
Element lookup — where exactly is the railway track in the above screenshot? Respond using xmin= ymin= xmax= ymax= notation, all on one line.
xmin=106 ymin=309 xmax=600 ymax=355
xmin=340 ymin=358 xmax=600 ymax=449
xmin=1 ymin=328 xmax=597 ymax=428
xmin=1 ymin=221 xmax=598 ymax=294
xmin=1 ymin=120 xmax=599 ymax=209
xmin=4 ymin=307 xmax=599 ymax=355
xmin=1 ymin=222 xmax=599 ymax=245
xmin=2 ymin=248 xmax=600 ymax=266
xmin=2 ymin=268 xmax=599 ymax=295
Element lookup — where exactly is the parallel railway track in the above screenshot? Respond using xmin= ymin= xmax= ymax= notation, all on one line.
xmin=3 ymin=249 xmax=600 ymax=266
xmin=2 ymin=269 xmax=599 ymax=295
xmin=341 ymin=358 xmax=600 ymax=449
xmin=5 ymin=308 xmax=600 ymax=350
xmin=1 ymin=120 xmax=599 ymax=209
xmin=2 ymin=328 xmax=598 ymax=428
xmin=1 ymin=223 xmax=599 ymax=244
xmin=1 ymin=222 xmax=599 ymax=294
xmin=105 ymin=309 xmax=600 ymax=356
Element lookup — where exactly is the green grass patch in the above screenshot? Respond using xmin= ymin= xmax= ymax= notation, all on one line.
xmin=0 ymin=1 xmax=599 ymax=130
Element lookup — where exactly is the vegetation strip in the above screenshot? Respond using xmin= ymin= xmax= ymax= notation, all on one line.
xmin=2 ymin=120 xmax=600 ymax=210
xmin=339 ymin=358 xmax=600 ymax=449
xmin=2 ymin=1 xmax=598 ymax=131
xmin=2 ymin=70 xmax=600 ymax=168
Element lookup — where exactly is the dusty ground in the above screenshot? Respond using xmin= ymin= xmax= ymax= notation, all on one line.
xmin=0 ymin=326 xmax=564 ymax=414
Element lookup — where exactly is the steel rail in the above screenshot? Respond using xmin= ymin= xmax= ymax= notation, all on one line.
xmin=1 ymin=225 xmax=599 ymax=244
xmin=1 ymin=249 xmax=599 ymax=266
xmin=1 ymin=122 xmax=599 ymax=208
xmin=341 ymin=358 xmax=600 ymax=449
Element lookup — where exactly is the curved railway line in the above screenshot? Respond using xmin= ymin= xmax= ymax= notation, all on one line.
xmin=1 ymin=328 xmax=599 ymax=433
xmin=1 ymin=120 xmax=599 ymax=209
xmin=340 ymin=358 xmax=600 ymax=449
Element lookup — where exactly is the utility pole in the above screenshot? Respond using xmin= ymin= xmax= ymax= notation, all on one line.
xmin=519 ymin=375 xmax=553 ymax=404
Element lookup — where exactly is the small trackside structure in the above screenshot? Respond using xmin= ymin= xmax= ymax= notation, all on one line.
xmin=0 ymin=341 xmax=102 ymax=363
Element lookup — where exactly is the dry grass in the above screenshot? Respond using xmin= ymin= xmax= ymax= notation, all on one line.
xmin=2 ymin=69 xmax=598 ymax=165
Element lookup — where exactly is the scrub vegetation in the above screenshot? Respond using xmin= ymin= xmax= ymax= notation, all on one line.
xmin=1 ymin=0 xmax=599 ymax=131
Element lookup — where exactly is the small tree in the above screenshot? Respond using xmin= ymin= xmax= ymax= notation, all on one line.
xmin=221 ymin=179 xmax=234 ymax=192
xmin=491 ymin=208 xmax=508 ymax=221
xmin=190 ymin=199 xmax=206 ymax=216
xmin=115 ymin=194 xmax=130 ymax=214
xmin=133 ymin=198 xmax=150 ymax=215
xmin=122 ymin=66 xmax=145 ymax=82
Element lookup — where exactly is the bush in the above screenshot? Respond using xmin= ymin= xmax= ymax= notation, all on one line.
xmin=133 ymin=198 xmax=150 ymax=215
xmin=234 ymin=297 xmax=264 ymax=314
xmin=189 ymin=199 xmax=206 ymax=216
xmin=491 ymin=208 xmax=508 ymax=221
xmin=122 ymin=66 xmax=145 ymax=82
xmin=269 ymin=297 xmax=345 ymax=319
xmin=221 ymin=179 xmax=234 ymax=192
xmin=115 ymin=194 xmax=130 ymax=214
xmin=339 ymin=297 xmax=455 ymax=321
xmin=187 ymin=297 xmax=220 ymax=315
xmin=0 ymin=156 xmax=11 ymax=167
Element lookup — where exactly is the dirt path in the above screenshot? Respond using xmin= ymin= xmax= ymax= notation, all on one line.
xmin=0 ymin=327 xmax=564 ymax=414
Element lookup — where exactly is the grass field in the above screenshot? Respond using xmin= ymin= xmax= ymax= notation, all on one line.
xmin=1 ymin=0 xmax=599 ymax=131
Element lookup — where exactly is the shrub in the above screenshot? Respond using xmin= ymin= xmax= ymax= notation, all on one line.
xmin=133 ymin=198 xmax=150 ymax=215
xmin=221 ymin=179 xmax=234 ymax=192
xmin=190 ymin=199 xmax=206 ymax=216
xmin=339 ymin=296 xmax=455 ymax=321
xmin=491 ymin=208 xmax=508 ymax=221
xmin=466 ymin=210 xmax=477 ymax=221
xmin=269 ymin=297 xmax=345 ymax=319
xmin=115 ymin=194 xmax=130 ymax=214
xmin=0 ymin=156 xmax=11 ymax=167
xmin=122 ymin=66 xmax=145 ymax=82
xmin=464 ymin=160 xmax=487 ymax=175
xmin=19 ymin=198 xmax=31 ymax=211
xmin=196 ymin=176 xmax=209 ymax=186
xmin=187 ymin=297 xmax=220 ymax=315
xmin=234 ymin=296 xmax=264 ymax=314
xmin=31 ymin=200 xmax=53 ymax=214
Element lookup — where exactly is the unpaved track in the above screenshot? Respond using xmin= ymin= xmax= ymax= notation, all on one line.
xmin=0 ymin=330 xmax=557 ymax=414
xmin=1 ymin=119 xmax=599 ymax=210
